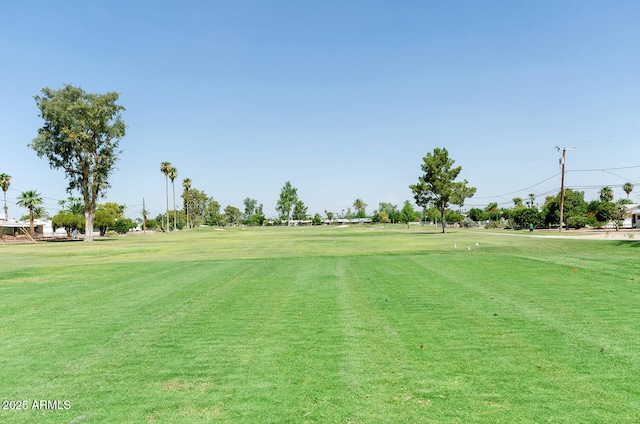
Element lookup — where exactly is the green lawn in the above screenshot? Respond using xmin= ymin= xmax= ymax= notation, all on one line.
xmin=1 ymin=226 xmax=638 ymax=423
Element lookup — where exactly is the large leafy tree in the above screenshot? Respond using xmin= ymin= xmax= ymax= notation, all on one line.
xmin=467 ymin=207 xmax=486 ymax=222
xmin=223 ymin=205 xmax=241 ymax=226
xmin=31 ymin=85 xmax=126 ymax=242
xmin=0 ymin=173 xmax=11 ymax=220
xmin=52 ymin=210 xmax=84 ymax=237
xmin=243 ymin=198 xmax=258 ymax=224
xmin=543 ymin=189 xmax=587 ymax=228
xmin=378 ymin=202 xmax=399 ymax=224
xmin=16 ymin=190 xmax=43 ymax=236
xmin=511 ymin=207 xmax=544 ymax=229
xmin=398 ymin=200 xmax=417 ymax=227
xmin=590 ymin=200 xmax=619 ymax=229
xmin=450 ymin=181 xmax=476 ymax=216
xmin=250 ymin=204 xmax=266 ymax=226
xmin=205 ymin=198 xmax=222 ymax=226
xmin=182 ymin=188 xmax=208 ymax=228
xmin=243 ymin=198 xmax=264 ymax=226
xmin=100 ymin=201 xmax=125 ymax=219
xmin=410 ymin=148 xmax=474 ymax=233
xmin=276 ymin=181 xmax=298 ymax=225
xmin=292 ymin=200 xmax=308 ymax=221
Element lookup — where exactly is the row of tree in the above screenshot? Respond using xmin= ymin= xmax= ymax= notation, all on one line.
xmin=51 ymin=198 xmax=137 ymax=236
xmin=467 ymin=185 xmax=635 ymax=230
xmin=21 ymin=84 xmax=637 ymax=240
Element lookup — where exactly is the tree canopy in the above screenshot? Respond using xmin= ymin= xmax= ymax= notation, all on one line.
xmin=410 ymin=147 xmax=475 ymax=233
xmin=0 ymin=173 xmax=11 ymax=220
xmin=398 ymin=200 xmax=417 ymax=227
xmin=353 ymin=198 xmax=367 ymax=218
xmin=292 ymin=200 xmax=309 ymax=221
xmin=276 ymin=181 xmax=298 ymax=224
xmin=30 ymin=84 xmax=126 ymax=241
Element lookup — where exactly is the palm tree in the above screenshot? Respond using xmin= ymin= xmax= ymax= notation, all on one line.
xmin=32 ymin=206 xmax=47 ymax=219
xmin=182 ymin=178 xmax=191 ymax=230
xmin=512 ymin=197 xmax=523 ymax=208
xmin=16 ymin=190 xmax=43 ymax=236
xmin=599 ymin=186 xmax=614 ymax=202
xmin=623 ymin=182 xmax=634 ymax=200
xmin=353 ymin=198 xmax=367 ymax=218
xmin=168 ymin=167 xmax=178 ymax=231
xmin=160 ymin=162 xmax=173 ymax=232
xmin=325 ymin=210 xmax=333 ymax=222
xmin=527 ymin=193 xmax=536 ymax=208
xmin=0 ymin=173 xmax=11 ymax=220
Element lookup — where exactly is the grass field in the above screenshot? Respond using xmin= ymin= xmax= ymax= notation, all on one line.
xmin=0 ymin=225 xmax=638 ymax=423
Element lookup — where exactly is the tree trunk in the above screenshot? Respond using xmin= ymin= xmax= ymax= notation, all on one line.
xmin=29 ymin=208 xmax=35 ymax=236
xmin=84 ymin=210 xmax=94 ymax=241
xmin=441 ymin=202 xmax=446 ymax=233
xmin=172 ymin=181 xmax=177 ymax=231
xmin=165 ymin=177 xmax=169 ymax=232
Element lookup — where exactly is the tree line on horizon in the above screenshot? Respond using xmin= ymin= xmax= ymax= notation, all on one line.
xmin=10 ymin=84 xmax=638 ymax=240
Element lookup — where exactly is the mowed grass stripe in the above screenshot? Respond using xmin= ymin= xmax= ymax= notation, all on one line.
xmin=0 ymin=259 xmax=268 ymax=422
xmin=328 ymin=252 xmax=640 ymax=422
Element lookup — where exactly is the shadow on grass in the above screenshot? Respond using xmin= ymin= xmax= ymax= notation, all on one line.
xmin=45 ymin=237 xmax=119 ymax=243
xmin=612 ymin=239 xmax=640 ymax=247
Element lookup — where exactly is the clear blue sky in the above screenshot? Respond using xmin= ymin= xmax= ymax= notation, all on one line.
xmin=2 ymin=0 xmax=639 ymax=220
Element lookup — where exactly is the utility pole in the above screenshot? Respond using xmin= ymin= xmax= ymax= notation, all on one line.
xmin=558 ymin=147 xmax=566 ymax=232
xmin=142 ymin=197 xmax=147 ymax=234
xmin=555 ymin=146 xmax=574 ymax=232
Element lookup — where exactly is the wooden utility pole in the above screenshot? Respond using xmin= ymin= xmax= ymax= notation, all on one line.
xmin=559 ymin=147 xmax=566 ymax=232
xmin=556 ymin=147 xmax=574 ymax=232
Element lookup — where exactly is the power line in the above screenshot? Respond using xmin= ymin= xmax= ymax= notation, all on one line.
xmin=570 ymin=129 xmax=640 ymax=149
xmin=473 ymin=172 xmax=561 ymax=199
xmin=569 ymin=165 xmax=640 ymax=172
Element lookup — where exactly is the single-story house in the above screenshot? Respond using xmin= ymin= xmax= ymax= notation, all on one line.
xmin=627 ymin=204 xmax=640 ymax=228
xmin=0 ymin=220 xmax=45 ymax=239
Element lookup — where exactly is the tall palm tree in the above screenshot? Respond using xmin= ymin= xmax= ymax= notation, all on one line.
xmin=160 ymin=162 xmax=173 ymax=232
xmin=16 ymin=190 xmax=43 ymax=236
xmin=353 ymin=198 xmax=367 ymax=218
xmin=623 ymin=182 xmax=634 ymax=200
xmin=599 ymin=186 xmax=614 ymax=202
xmin=168 ymin=167 xmax=178 ymax=231
xmin=527 ymin=193 xmax=536 ymax=208
xmin=0 ymin=173 xmax=11 ymax=220
xmin=182 ymin=178 xmax=192 ymax=229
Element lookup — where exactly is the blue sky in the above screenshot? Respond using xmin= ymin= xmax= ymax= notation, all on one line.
xmin=1 ymin=1 xmax=639 ymax=220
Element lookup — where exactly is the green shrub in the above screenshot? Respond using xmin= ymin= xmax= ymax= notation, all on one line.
xmin=485 ymin=220 xmax=504 ymax=229
xmin=566 ymin=215 xmax=588 ymax=229
xmin=111 ymin=218 xmax=137 ymax=234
